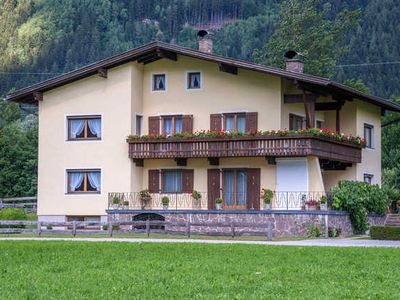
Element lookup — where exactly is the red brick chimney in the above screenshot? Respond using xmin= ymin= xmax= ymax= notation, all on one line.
xmin=197 ymin=30 xmax=213 ymax=54
xmin=284 ymin=50 xmax=304 ymax=73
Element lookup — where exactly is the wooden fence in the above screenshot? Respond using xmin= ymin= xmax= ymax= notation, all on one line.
xmin=0 ymin=220 xmax=274 ymax=240
xmin=0 ymin=197 xmax=37 ymax=213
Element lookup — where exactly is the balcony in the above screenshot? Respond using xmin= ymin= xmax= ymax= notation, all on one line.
xmin=127 ymin=134 xmax=362 ymax=165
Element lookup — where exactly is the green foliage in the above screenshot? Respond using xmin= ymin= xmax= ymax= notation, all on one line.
xmin=112 ymin=197 xmax=119 ymax=204
xmin=343 ymin=79 xmax=370 ymax=94
xmin=370 ymin=226 xmax=400 ymax=240
xmin=191 ymin=190 xmax=202 ymax=201
xmin=262 ymin=188 xmax=274 ymax=204
xmin=2 ymin=241 xmax=400 ymax=298
xmin=305 ymin=222 xmax=324 ymax=238
xmin=320 ymin=195 xmax=327 ymax=204
xmin=253 ymin=0 xmax=360 ymax=78
xmin=161 ymin=196 xmax=170 ymax=205
xmin=332 ymin=180 xmax=388 ymax=233
xmin=0 ymin=208 xmax=27 ymax=220
xmin=215 ymin=197 xmax=223 ymax=204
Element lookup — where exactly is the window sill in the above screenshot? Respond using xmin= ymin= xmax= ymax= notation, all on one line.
xmin=65 ymin=192 xmax=101 ymax=195
xmin=67 ymin=138 xmax=101 ymax=141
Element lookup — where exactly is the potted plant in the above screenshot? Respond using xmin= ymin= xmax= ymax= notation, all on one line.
xmin=191 ymin=190 xmax=202 ymax=209
xmin=305 ymin=199 xmax=319 ymax=210
xmin=161 ymin=196 xmax=170 ymax=210
xmin=123 ymin=200 xmax=129 ymax=209
xmin=262 ymin=188 xmax=273 ymax=210
xmin=139 ymin=189 xmax=152 ymax=209
xmin=112 ymin=197 xmax=120 ymax=209
xmin=215 ymin=197 xmax=223 ymax=210
xmin=320 ymin=196 xmax=328 ymax=210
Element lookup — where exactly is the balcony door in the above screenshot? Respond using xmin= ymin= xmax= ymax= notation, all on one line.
xmin=223 ymin=169 xmax=247 ymax=209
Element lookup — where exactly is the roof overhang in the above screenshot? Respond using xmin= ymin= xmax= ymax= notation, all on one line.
xmin=6 ymin=41 xmax=400 ymax=112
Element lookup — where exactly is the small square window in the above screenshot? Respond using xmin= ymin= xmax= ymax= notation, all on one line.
xmin=364 ymin=124 xmax=374 ymax=148
xmin=136 ymin=115 xmax=142 ymax=136
xmin=187 ymin=72 xmax=201 ymax=89
xmin=153 ymin=74 xmax=166 ymax=91
xmin=364 ymin=174 xmax=374 ymax=184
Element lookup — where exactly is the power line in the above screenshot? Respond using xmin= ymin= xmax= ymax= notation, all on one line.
xmin=336 ymin=61 xmax=400 ymax=68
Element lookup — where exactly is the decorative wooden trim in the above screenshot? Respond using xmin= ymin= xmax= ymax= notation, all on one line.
xmin=33 ymin=92 xmax=43 ymax=101
xmin=315 ymin=102 xmax=344 ymax=111
xmin=133 ymin=159 xmax=144 ymax=167
xmin=208 ymin=157 xmax=219 ymax=166
xmin=284 ymin=94 xmax=317 ymax=104
xmin=174 ymin=158 xmax=187 ymax=166
xmin=97 ymin=68 xmax=107 ymax=78
xmin=156 ymin=49 xmax=177 ymax=61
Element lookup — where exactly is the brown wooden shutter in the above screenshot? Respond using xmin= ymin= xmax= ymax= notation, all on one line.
xmin=247 ymin=168 xmax=261 ymax=210
xmin=245 ymin=112 xmax=258 ymax=132
xmin=148 ymin=116 xmax=160 ymax=135
xmin=207 ymin=169 xmax=220 ymax=209
xmin=181 ymin=169 xmax=194 ymax=193
xmin=210 ymin=114 xmax=222 ymax=131
xmin=182 ymin=115 xmax=193 ymax=133
xmin=148 ymin=170 xmax=160 ymax=193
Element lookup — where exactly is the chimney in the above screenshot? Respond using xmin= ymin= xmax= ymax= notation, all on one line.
xmin=197 ymin=30 xmax=213 ymax=54
xmin=284 ymin=50 xmax=304 ymax=73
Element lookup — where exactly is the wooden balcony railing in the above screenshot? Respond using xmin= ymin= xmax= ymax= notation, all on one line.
xmin=127 ymin=135 xmax=362 ymax=163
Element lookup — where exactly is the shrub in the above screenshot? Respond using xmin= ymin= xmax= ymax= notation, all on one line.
xmin=320 ymin=196 xmax=327 ymax=204
xmin=123 ymin=201 xmax=129 ymax=206
xmin=0 ymin=208 xmax=27 ymax=229
xmin=332 ymin=181 xmax=388 ymax=234
xmin=161 ymin=196 xmax=169 ymax=205
xmin=139 ymin=189 xmax=151 ymax=199
xmin=370 ymin=226 xmax=400 ymax=240
xmin=192 ymin=190 xmax=202 ymax=201
xmin=328 ymin=226 xmax=341 ymax=238
xmin=262 ymin=189 xmax=273 ymax=204
xmin=102 ymin=224 xmax=120 ymax=231
xmin=215 ymin=197 xmax=223 ymax=204
xmin=305 ymin=222 xmax=325 ymax=238
xmin=112 ymin=197 xmax=120 ymax=205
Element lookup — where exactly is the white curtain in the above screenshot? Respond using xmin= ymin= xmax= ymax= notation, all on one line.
xmin=156 ymin=75 xmax=165 ymax=90
xmin=190 ymin=73 xmax=200 ymax=88
xmin=87 ymin=171 xmax=101 ymax=191
xmin=224 ymin=171 xmax=234 ymax=206
xmin=236 ymin=171 xmax=247 ymax=206
xmin=69 ymin=172 xmax=84 ymax=192
xmin=174 ymin=118 xmax=183 ymax=133
xmin=88 ymin=119 xmax=101 ymax=138
xmin=70 ymin=119 xmax=85 ymax=138
xmin=237 ymin=115 xmax=246 ymax=132
xmin=225 ymin=116 xmax=235 ymax=132
xmin=163 ymin=118 xmax=172 ymax=134
xmin=163 ymin=171 xmax=182 ymax=192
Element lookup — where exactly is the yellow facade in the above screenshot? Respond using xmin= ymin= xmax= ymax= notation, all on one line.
xmin=37 ymin=55 xmax=383 ymax=218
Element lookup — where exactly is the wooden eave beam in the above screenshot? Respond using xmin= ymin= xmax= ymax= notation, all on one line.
xmin=156 ymin=48 xmax=177 ymax=61
xmin=218 ymin=63 xmax=238 ymax=75
xmin=315 ymin=102 xmax=344 ymax=111
xmin=33 ymin=92 xmax=43 ymax=102
xmin=133 ymin=159 xmax=144 ymax=167
xmin=98 ymin=68 xmax=107 ymax=78
xmin=175 ymin=158 xmax=187 ymax=166
xmin=208 ymin=157 xmax=219 ymax=166
xmin=137 ymin=52 xmax=159 ymax=63
xmin=284 ymin=94 xmax=317 ymax=104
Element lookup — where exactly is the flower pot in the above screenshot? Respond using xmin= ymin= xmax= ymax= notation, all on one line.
xmin=306 ymin=205 xmax=317 ymax=211
xmin=320 ymin=204 xmax=327 ymax=211
xmin=112 ymin=204 xmax=119 ymax=209
xmin=162 ymin=204 xmax=169 ymax=210
xmin=192 ymin=199 xmax=201 ymax=209
xmin=216 ymin=203 xmax=222 ymax=210
xmin=140 ymin=197 xmax=151 ymax=209
xmin=264 ymin=203 xmax=271 ymax=210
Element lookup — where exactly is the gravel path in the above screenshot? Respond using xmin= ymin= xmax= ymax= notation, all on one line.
xmin=1 ymin=237 xmax=400 ymax=248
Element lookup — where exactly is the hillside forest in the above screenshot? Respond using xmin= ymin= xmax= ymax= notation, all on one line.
xmin=0 ymin=0 xmax=399 ymax=202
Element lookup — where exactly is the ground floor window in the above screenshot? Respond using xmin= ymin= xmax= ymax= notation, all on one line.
xmin=223 ymin=169 xmax=247 ymax=209
xmin=67 ymin=169 xmax=101 ymax=193
xmin=364 ymin=173 xmax=374 ymax=184
xmin=66 ymin=216 xmax=101 ymax=229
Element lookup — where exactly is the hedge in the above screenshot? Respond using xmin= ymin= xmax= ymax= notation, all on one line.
xmin=370 ymin=226 xmax=400 ymax=240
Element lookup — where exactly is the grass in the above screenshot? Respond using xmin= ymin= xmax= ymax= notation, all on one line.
xmin=0 ymin=241 xmax=399 ymax=299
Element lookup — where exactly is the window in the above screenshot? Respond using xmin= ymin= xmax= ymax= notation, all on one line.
xmin=67 ymin=116 xmax=101 ymax=140
xmin=67 ymin=169 xmax=101 ymax=193
xmin=364 ymin=124 xmax=374 ymax=148
xmin=136 ymin=115 xmax=142 ymax=136
xmin=152 ymin=74 xmax=166 ymax=91
xmin=162 ymin=116 xmax=182 ymax=135
xmin=223 ymin=169 xmax=247 ymax=209
xmin=316 ymin=120 xmax=324 ymax=128
xmin=162 ymin=170 xmax=183 ymax=193
xmin=224 ymin=113 xmax=246 ymax=132
xmin=67 ymin=216 xmax=101 ymax=229
xmin=364 ymin=174 xmax=374 ymax=184
xmin=289 ymin=114 xmax=306 ymax=131
xmin=187 ymin=72 xmax=201 ymax=89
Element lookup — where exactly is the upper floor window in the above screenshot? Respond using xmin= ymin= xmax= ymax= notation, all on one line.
xmin=67 ymin=169 xmax=101 ymax=193
xmin=187 ymin=72 xmax=201 ymax=89
xmin=364 ymin=123 xmax=374 ymax=149
xmin=289 ymin=114 xmax=306 ymax=131
xmin=364 ymin=173 xmax=374 ymax=184
xmin=67 ymin=116 xmax=101 ymax=140
xmin=152 ymin=74 xmax=166 ymax=91
xmin=162 ymin=116 xmax=182 ymax=135
xmin=316 ymin=120 xmax=324 ymax=129
xmin=224 ymin=113 xmax=246 ymax=132
xmin=135 ymin=115 xmax=142 ymax=136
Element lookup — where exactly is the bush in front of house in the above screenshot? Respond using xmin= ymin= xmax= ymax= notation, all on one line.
xmin=332 ymin=181 xmax=388 ymax=234
xmin=370 ymin=226 xmax=400 ymax=240
xmin=0 ymin=208 xmax=27 ymax=228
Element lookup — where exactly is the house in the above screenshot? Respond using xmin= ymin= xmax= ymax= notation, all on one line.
xmin=7 ymin=31 xmax=400 ymax=225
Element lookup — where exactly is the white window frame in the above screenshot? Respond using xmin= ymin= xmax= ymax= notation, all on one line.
xmin=151 ymin=72 xmax=167 ymax=93
xmin=64 ymin=168 xmax=102 ymax=195
xmin=185 ymin=71 xmax=202 ymax=91
xmin=135 ymin=113 xmax=143 ymax=136
xmin=363 ymin=173 xmax=374 ymax=185
xmin=64 ymin=113 xmax=103 ymax=143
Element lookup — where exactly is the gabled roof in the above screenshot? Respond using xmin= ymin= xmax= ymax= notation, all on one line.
xmin=6 ymin=41 xmax=400 ymax=112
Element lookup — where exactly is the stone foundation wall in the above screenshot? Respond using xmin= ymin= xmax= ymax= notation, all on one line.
xmin=108 ymin=211 xmax=386 ymax=238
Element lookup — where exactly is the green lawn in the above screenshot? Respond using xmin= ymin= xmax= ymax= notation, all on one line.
xmin=0 ymin=241 xmax=398 ymax=299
